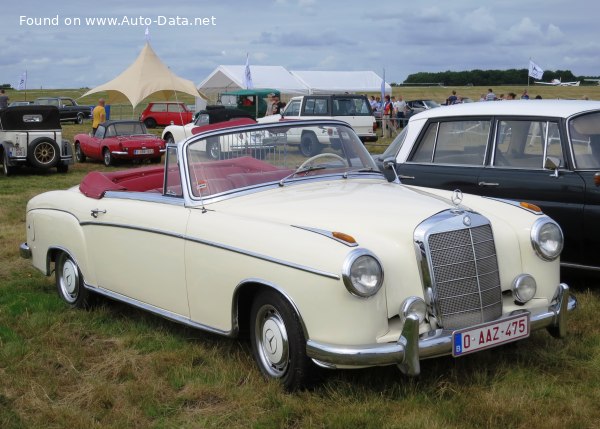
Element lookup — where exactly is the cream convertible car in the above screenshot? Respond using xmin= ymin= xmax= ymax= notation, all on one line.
xmin=20 ymin=119 xmax=576 ymax=390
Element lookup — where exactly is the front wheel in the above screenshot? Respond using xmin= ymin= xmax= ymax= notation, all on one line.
xmin=2 ymin=149 xmax=15 ymax=176
xmin=103 ymin=148 xmax=112 ymax=167
xmin=300 ymin=133 xmax=322 ymax=157
xmin=75 ymin=143 xmax=86 ymax=162
xmin=75 ymin=113 xmax=84 ymax=125
xmin=55 ymin=252 xmax=92 ymax=309
xmin=250 ymin=289 xmax=315 ymax=391
xmin=56 ymin=163 xmax=69 ymax=173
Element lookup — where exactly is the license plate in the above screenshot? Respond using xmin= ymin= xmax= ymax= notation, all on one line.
xmin=134 ymin=148 xmax=154 ymax=155
xmin=452 ymin=313 xmax=529 ymax=357
xmin=10 ymin=147 xmax=26 ymax=157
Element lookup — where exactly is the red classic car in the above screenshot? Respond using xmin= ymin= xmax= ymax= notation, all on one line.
xmin=139 ymin=102 xmax=194 ymax=128
xmin=74 ymin=120 xmax=166 ymax=166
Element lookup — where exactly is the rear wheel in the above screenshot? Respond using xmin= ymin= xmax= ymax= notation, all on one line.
xmin=75 ymin=143 xmax=86 ymax=162
xmin=164 ymin=133 xmax=175 ymax=145
xmin=103 ymin=148 xmax=112 ymax=166
xmin=2 ymin=149 xmax=15 ymax=176
xmin=206 ymin=140 xmax=221 ymax=160
xmin=55 ymin=252 xmax=92 ymax=309
xmin=144 ymin=118 xmax=157 ymax=129
xmin=28 ymin=138 xmax=59 ymax=169
xmin=300 ymin=133 xmax=322 ymax=157
xmin=250 ymin=289 xmax=315 ymax=391
xmin=75 ymin=113 xmax=84 ymax=125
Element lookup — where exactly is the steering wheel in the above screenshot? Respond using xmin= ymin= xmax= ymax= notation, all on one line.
xmin=298 ymin=153 xmax=348 ymax=171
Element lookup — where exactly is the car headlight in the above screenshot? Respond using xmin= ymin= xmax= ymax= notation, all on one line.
xmin=531 ymin=218 xmax=563 ymax=261
xmin=512 ymin=274 xmax=537 ymax=303
xmin=342 ymin=249 xmax=384 ymax=298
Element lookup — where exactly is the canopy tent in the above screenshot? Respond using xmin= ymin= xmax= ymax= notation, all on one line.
xmin=198 ymin=65 xmax=309 ymax=95
xmin=198 ymin=65 xmax=391 ymax=96
xmin=290 ymin=70 xmax=392 ymax=95
xmin=82 ymin=42 xmax=201 ymax=108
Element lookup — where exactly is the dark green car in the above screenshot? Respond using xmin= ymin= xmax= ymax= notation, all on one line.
xmin=219 ymin=89 xmax=280 ymax=119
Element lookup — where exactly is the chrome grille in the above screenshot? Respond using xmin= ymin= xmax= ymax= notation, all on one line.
xmin=427 ymin=223 xmax=502 ymax=330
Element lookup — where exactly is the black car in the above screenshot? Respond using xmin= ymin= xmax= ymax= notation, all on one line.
xmin=383 ymin=100 xmax=600 ymax=273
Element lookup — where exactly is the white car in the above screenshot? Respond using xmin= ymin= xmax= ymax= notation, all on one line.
xmin=259 ymin=94 xmax=378 ymax=156
xmin=20 ymin=119 xmax=576 ymax=390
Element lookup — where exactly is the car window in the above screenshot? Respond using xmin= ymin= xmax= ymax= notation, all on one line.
xmin=303 ymin=98 xmax=329 ymax=115
xmin=95 ymin=125 xmax=106 ymax=139
xmin=61 ymin=99 xmax=74 ymax=107
xmin=283 ymin=100 xmax=301 ymax=117
xmin=168 ymin=104 xmax=185 ymax=113
xmin=494 ymin=120 xmax=563 ymax=169
xmin=150 ymin=103 xmax=167 ymax=112
xmin=164 ymin=147 xmax=183 ymax=197
xmin=105 ymin=125 xmax=116 ymax=137
xmin=113 ymin=122 xmax=145 ymax=135
xmin=410 ymin=120 xmax=490 ymax=165
xmin=570 ymin=111 xmax=600 ymax=169
xmin=195 ymin=113 xmax=210 ymax=126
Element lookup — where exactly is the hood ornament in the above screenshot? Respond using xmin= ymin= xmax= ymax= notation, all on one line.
xmin=451 ymin=189 xmax=463 ymax=207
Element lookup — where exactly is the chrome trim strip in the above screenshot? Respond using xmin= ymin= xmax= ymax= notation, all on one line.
xmin=561 ymin=262 xmax=600 ymax=272
xmin=292 ymin=225 xmax=359 ymax=247
xmin=104 ymin=191 xmax=185 ymax=205
xmin=306 ymin=283 xmax=576 ymax=372
xmin=482 ymin=196 xmax=544 ymax=215
xmin=84 ymin=283 xmax=233 ymax=337
xmin=79 ymin=221 xmax=340 ymax=280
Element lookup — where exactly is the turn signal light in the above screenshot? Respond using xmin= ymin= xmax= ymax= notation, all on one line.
xmin=332 ymin=231 xmax=356 ymax=244
xmin=520 ymin=202 xmax=542 ymax=213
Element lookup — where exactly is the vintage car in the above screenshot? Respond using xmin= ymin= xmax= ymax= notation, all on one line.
xmin=1 ymin=105 xmax=72 ymax=175
xmin=74 ymin=120 xmax=166 ymax=166
xmin=162 ymin=105 xmax=254 ymax=144
xmin=20 ymin=119 xmax=576 ymax=390
xmin=383 ymin=99 xmax=600 ymax=273
xmin=139 ymin=101 xmax=194 ymax=128
xmin=33 ymin=97 xmax=91 ymax=124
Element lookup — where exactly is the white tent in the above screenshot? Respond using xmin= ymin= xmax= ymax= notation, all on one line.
xmin=198 ymin=65 xmax=309 ymax=95
xmin=82 ymin=43 xmax=202 ymax=108
xmin=290 ymin=70 xmax=392 ymax=95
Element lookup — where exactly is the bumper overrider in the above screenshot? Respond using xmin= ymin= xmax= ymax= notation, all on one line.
xmin=306 ymin=283 xmax=577 ymax=376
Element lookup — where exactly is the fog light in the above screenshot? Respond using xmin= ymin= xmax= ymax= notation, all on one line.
xmin=400 ymin=296 xmax=427 ymax=324
xmin=512 ymin=274 xmax=537 ymax=304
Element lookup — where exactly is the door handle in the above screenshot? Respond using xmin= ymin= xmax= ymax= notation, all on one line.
xmin=398 ymin=175 xmax=415 ymax=180
xmin=91 ymin=209 xmax=107 ymax=218
xmin=478 ymin=181 xmax=499 ymax=187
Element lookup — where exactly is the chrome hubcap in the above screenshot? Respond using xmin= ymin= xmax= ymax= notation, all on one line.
xmin=59 ymin=258 xmax=79 ymax=303
xmin=255 ymin=305 xmax=289 ymax=377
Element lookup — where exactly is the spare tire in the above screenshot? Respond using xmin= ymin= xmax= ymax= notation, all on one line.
xmin=28 ymin=137 xmax=60 ymax=169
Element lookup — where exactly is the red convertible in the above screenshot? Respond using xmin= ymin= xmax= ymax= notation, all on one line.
xmin=74 ymin=120 xmax=166 ymax=166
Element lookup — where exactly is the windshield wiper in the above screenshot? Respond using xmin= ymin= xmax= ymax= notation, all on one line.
xmin=278 ymin=165 xmax=327 ymax=187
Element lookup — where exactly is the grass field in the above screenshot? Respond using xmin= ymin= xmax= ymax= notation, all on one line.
xmin=2 ymin=88 xmax=600 ymax=428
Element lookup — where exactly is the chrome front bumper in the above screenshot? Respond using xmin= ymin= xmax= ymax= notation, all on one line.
xmin=306 ymin=283 xmax=577 ymax=376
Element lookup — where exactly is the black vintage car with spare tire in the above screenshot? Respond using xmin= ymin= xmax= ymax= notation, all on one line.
xmin=0 ymin=105 xmax=73 ymax=176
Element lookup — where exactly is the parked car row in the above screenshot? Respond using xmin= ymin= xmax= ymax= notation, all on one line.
xmin=20 ymin=117 xmax=577 ymax=391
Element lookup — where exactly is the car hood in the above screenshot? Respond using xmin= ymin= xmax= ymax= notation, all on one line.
xmin=212 ymin=178 xmax=460 ymax=243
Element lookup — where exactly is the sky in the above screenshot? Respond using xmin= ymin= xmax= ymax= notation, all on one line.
xmin=2 ymin=0 xmax=599 ymax=90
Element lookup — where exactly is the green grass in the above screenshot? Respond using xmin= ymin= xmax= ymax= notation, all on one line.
xmin=2 ymin=88 xmax=600 ymax=428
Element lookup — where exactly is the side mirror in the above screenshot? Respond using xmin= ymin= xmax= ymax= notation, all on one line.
xmin=544 ymin=156 xmax=561 ymax=177
xmin=382 ymin=156 xmax=399 ymax=183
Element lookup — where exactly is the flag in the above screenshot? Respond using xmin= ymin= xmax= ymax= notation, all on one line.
xmin=243 ymin=53 xmax=253 ymax=89
xmin=528 ymin=60 xmax=544 ymax=80
xmin=380 ymin=68 xmax=386 ymax=101
xmin=17 ymin=71 xmax=27 ymax=90
xmin=145 ymin=26 xmax=150 ymax=41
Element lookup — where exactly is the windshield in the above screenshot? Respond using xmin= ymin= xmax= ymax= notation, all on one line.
xmin=184 ymin=121 xmax=380 ymax=199
xmin=113 ymin=122 xmax=147 ymax=136
xmin=381 ymin=125 xmax=409 ymax=159
xmin=423 ymin=100 xmax=441 ymax=109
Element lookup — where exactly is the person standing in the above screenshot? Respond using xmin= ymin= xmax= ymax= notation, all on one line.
xmin=394 ymin=95 xmax=407 ymax=128
xmin=0 ymin=89 xmax=9 ymax=109
xmin=447 ymin=90 xmax=458 ymax=105
xmin=92 ymin=98 xmax=106 ymax=134
xmin=485 ymin=88 xmax=496 ymax=101
xmin=521 ymin=90 xmax=530 ymax=100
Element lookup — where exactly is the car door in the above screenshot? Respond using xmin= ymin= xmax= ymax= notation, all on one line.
xmin=476 ymin=119 xmax=585 ymax=265
xmin=82 ymin=190 xmax=191 ymax=317
xmin=396 ymin=118 xmax=491 ymax=194
xmin=83 ymin=125 xmax=105 ymax=159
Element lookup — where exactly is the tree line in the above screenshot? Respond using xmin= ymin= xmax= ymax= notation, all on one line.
xmin=397 ymin=69 xmax=599 ymax=86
